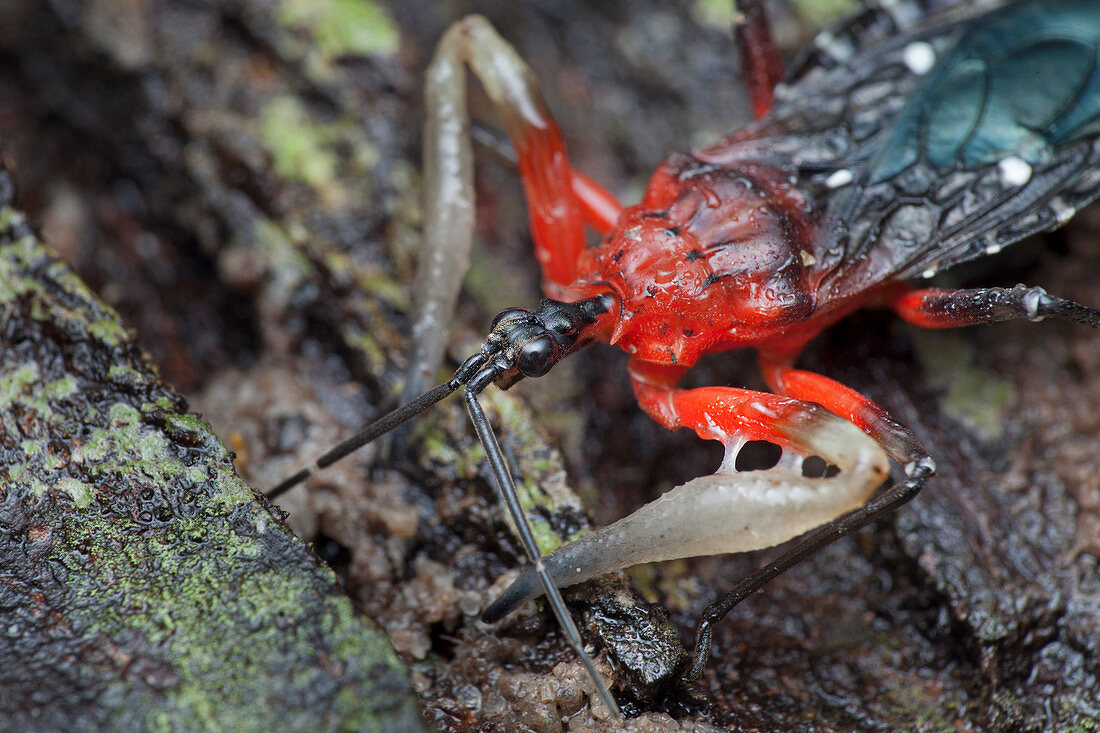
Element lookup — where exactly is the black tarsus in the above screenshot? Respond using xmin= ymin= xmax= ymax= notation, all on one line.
xmin=316 ymin=381 xmax=459 ymax=470
xmin=915 ymin=285 xmax=1100 ymax=328
xmin=267 ymin=468 xmax=313 ymax=500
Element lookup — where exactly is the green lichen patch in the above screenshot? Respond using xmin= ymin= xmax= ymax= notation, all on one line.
xmin=691 ymin=0 xmax=735 ymax=31
xmin=789 ymin=0 xmax=859 ymax=27
xmin=277 ymin=0 xmax=399 ymax=61
xmin=481 ymin=390 xmax=588 ymax=555
xmin=259 ymin=95 xmax=339 ymax=187
xmin=257 ymin=95 xmax=379 ymax=197
xmin=908 ymin=329 xmax=1016 ymax=441
xmin=55 ymin=477 xmax=94 ymax=508
xmin=248 ymin=216 xmax=312 ymax=276
xmin=0 ymin=238 xmax=44 ymax=302
xmin=0 ymin=180 xmax=424 ymax=731
xmin=88 ymin=317 xmax=129 ymax=346
xmin=56 ymin=503 xmax=410 ymax=731
xmin=0 ymin=361 xmax=41 ymax=410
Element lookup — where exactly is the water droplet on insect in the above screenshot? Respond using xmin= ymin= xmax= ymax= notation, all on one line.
xmin=903 ymin=41 xmax=936 ymax=75
xmin=1050 ymin=196 xmax=1076 ymax=226
xmin=825 ymin=169 xmax=853 ymax=189
xmin=998 ymin=156 xmax=1032 ymax=187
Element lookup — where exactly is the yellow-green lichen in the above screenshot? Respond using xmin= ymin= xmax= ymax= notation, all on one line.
xmin=4 ymin=210 xmax=422 ymax=730
xmin=693 ymin=0 xmax=735 ymax=31
xmin=42 ymin=375 xmax=77 ymax=402
xmin=76 ymin=402 xmax=241 ymax=499
xmin=341 ymin=324 xmax=388 ymax=377
xmin=258 ymin=94 xmax=380 ymax=194
xmin=88 ymin=318 xmax=128 ymax=346
xmin=357 ymin=270 xmax=409 ymax=311
xmin=277 ymin=0 xmax=399 ymax=61
xmin=0 ymin=205 xmax=22 ymax=230
xmin=323 ymin=247 xmax=409 ymax=312
xmin=56 ymin=477 xmax=94 ymax=508
xmin=788 ymin=0 xmax=858 ymax=27
xmin=0 ymin=362 xmax=40 ymax=411
xmin=909 ymin=329 xmax=1016 ymax=441
xmin=417 ymin=422 xmax=486 ymax=479
xmin=0 ymin=240 xmax=45 ymax=302
xmin=248 ymin=217 xmax=311 ymax=275
xmin=259 ymin=95 xmax=339 ymax=187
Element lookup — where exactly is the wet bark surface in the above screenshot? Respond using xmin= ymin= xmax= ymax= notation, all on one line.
xmin=0 ymin=173 xmax=425 ymax=730
xmin=1 ymin=1 xmax=1099 ymax=731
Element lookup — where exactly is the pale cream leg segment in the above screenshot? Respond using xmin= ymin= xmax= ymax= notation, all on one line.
xmin=410 ymin=16 xmax=619 ymax=717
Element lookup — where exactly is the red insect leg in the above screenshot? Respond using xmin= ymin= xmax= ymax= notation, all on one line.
xmin=508 ymin=117 xmax=586 ymax=288
xmin=630 ymin=359 xmax=847 ymax=454
xmin=448 ymin=16 xmax=624 ymax=292
xmin=571 ymin=170 xmax=622 ymax=236
xmin=736 ymin=0 xmax=785 ymax=120
xmin=892 ymin=285 xmax=1100 ymax=329
xmin=759 ymin=357 xmax=929 ymax=468
xmin=681 ymin=355 xmax=937 ymax=680
xmin=629 ymin=356 xmax=915 ymax=682
xmin=513 ymin=127 xmax=620 ymax=283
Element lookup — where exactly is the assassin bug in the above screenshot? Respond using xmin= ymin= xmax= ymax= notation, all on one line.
xmin=269 ymin=0 xmax=1100 ymax=716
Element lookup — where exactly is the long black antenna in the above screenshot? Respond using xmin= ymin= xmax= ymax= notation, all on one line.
xmin=266 ymin=380 xmax=460 ymax=500
xmin=265 ymin=297 xmax=619 ymax=716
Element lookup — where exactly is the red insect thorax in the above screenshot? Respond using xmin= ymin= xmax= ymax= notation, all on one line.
xmin=568 ymin=151 xmax=843 ymax=367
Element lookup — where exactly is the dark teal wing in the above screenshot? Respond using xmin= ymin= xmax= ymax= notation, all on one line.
xmin=726 ymin=0 xmax=1100 ymax=302
xmin=841 ymin=0 xmax=1100 ymax=286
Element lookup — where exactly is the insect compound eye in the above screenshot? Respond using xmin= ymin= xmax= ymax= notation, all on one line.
xmin=491 ymin=307 xmax=530 ymax=331
xmin=516 ymin=335 xmax=559 ymax=378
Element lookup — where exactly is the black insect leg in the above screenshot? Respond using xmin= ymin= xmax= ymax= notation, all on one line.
xmin=265 ymin=380 xmax=462 ymax=499
xmin=893 ymin=285 xmax=1100 ymax=329
xmin=463 ymin=369 xmax=621 ymax=718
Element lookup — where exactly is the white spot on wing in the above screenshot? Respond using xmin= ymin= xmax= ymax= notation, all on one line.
xmin=921 ymin=266 xmax=938 ymax=279
xmin=1049 ymin=196 xmax=1076 ymax=226
xmin=997 ymin=156 xmax=1032 ymax=187
xmin=903 ymin=41 xmax=936 ymax=75
xmin=824 ymin=168 xmax=853 ymax=189
xmin=815 ymin=31 xmax=852 ymax=62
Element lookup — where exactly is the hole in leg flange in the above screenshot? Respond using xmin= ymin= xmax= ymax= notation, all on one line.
xmin=801 ymin=455 xmax=842 ymax=478
xmin=735 ymin=440 xmax=782 ymax=471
